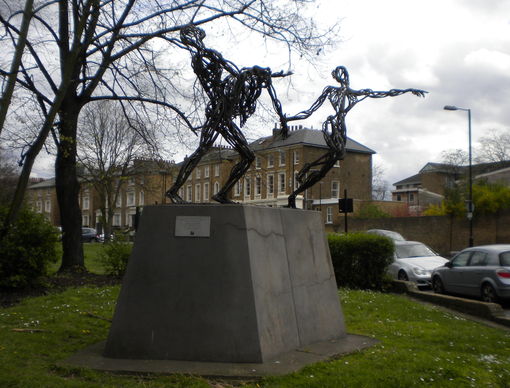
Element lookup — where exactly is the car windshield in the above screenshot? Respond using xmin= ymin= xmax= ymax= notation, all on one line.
xmin=395 ymin=243 xmax=436 ymax=258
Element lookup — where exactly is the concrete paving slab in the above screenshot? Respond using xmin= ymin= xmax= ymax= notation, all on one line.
xmin=63 ymin=334 xmax=377 ymax=378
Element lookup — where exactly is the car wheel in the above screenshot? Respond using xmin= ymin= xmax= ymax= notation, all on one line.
xmin=432 ymin=276 xmax=444 ymax=294
xmin=481 ymin=283 xmax=498 ymax=303
xmin=397 ymin=270 xmax=409 ymax=281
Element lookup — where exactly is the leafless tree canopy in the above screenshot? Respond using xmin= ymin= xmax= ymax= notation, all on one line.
xmin=475 ymin=129 xmax=510 ymax=164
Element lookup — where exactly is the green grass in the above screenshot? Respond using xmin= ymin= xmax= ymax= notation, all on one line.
xmin=49 ymin=243 xmax=109 ymax=275
xmin=1 ymin=288 xmax=509 ymax=387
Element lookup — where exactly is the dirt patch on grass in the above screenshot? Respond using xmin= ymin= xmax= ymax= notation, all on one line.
xmin=1 ymin=272 xmax=121 ymax=308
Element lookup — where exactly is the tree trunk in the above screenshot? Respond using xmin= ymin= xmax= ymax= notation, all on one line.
xmin=56 ymin=104 xmax=85 ymax=272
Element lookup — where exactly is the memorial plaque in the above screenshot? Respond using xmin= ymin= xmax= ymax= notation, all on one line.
xmin=175 ymin=216 xmax=211 ymax=237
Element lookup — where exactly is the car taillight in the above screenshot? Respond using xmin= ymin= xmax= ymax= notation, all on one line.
xmin=496 ymin=269 xmax=510 ymax=279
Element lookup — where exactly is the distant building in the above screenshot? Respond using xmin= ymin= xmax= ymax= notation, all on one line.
xmin=392 ymin=160 xmax=510 ymax=215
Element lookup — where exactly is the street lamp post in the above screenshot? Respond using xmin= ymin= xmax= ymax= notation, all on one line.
xmin=443 ymin=105 xmax=474 ymax=247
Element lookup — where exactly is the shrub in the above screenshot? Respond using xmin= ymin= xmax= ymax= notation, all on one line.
xmin=0 ymin=206 xmax=59 ymax=289
xmin=328 ymin=232 xmax=394 ymax=290
xmin=99 ymin=236 xmax=132 ymax=277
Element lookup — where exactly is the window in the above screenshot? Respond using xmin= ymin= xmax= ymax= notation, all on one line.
xmin=396 ymin=194 xmax=402 ymax=201
xmin=126 ymin=191 xmax=135 ymax=206
xmin=36 ymin=200 xmax=42 ymax=212
xmin=139 ymin=191 xmax=145 ymax=206
xmin=255 ymin=156 xmax=261 ymax=169
xmin=186 ymin=185 xmax=192 ymax=202
xmin=294 ymin=172 xmax=299 ymax=190
xmin=179 ymin=187 xmax=184 ymax=199
xmin=267 ymin=175 xmax=274 ymax=197
xmin=267 ymin=154 xmax=274 ymax=168
xmin=204 ymin=165 xmax=210 ymax=178
xmin=244 ymin=176 xmax=251 ymax=197
xmin=214 ymin=182 xmax=220 ymax=195
xmin=195 ymin=184 xmax=201 ymax=202
xmin=469 ymin=251 xmax=487 ymax=266
xmin=279 ymin=151 xmax=286 ymax=166
xmin=128 ymin=178 xmax=135 ymax=186
xmin=196 ymin=168 xmax=201 ymax=179
xmin=83 ymin=196 xmax=90 ymax=210
xmin=409 ymin=193 xmax=415 ymax=202
xmin=255 ymin=176 xmax=261 ymax=196
xmin=203 ymin=182 xmax=209 ymax=201
xmin=214 ymin=164 xmax=220 ymax=177
xmin=116 ymin=195 xmax=122 ymax=207
xmin=234 ymin=180 xmax=242 ymax=196
xmin=326 ymin=207 xmax=333 ymax=224
xmin=293 ymin=150 xmax=300 ymax=165
xmin=331 ymin=181 xmax=339 ymax=198
xmin=113 ymin=213 xmax=121 ymax=226
xmin=45 ymin=200 xmax=51 ymax=212
xmin=278 ymin=172 xmax=286 ymax=194
xmin=501 ymin=252 xmax=510 ymax=266
xmin=82 ymin=215 xmax=89 ymax=227
xmin=452 ymin=252 xmax=470 ymax=267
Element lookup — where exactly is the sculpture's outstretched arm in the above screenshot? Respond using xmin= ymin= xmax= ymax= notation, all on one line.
xmin=267 ymin=82 xmax=289 ymax=137
xmin=355 ymin=88 xmax=428 ymax=99
xmin=285 ymin=86 xmax=334 ymax=122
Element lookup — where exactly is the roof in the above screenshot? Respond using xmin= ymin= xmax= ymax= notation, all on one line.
xmin=393 ymin=173 xmax=421 ymax=186
xmin=27 ymin=178 xmax=55 ymax=189
xmin=249 ymin=127 xmax=376 ymax=154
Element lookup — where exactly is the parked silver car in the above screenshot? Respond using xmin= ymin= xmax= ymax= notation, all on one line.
xmin=387 ymin=240 xmax=449 ymax=287
xmin=431 ymin=245 xmax=510 ymax=303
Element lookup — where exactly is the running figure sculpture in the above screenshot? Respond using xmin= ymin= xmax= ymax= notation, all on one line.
xmin=285 ymin=65 xmax=427 ymax=208
xmin=166 ymin=26 xmax=288 ymax=204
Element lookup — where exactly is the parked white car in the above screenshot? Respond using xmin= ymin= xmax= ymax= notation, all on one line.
xmin=387 ymin=241 xmax=449 ymax=287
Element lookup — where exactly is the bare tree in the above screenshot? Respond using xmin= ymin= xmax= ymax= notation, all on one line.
xmin=0 ymin=146 xmax=18 ymax=206
xmin=475 ymin=129 xmax=510 ymax=164
xmin=78 ymin=101 xmax=153 ymax=242
xmin=0 ymin=0 xmax=338 ymax=272
xmin=372 ymin=162 xmax=389 ymax=200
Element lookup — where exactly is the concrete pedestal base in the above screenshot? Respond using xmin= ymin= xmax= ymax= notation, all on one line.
xmin=103 ymin=204 xmax=346 ymax=363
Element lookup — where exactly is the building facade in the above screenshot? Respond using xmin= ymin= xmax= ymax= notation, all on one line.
xmin=27 ymin=127 xmax=375 ymax=229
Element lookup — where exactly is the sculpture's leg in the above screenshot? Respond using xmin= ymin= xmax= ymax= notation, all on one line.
xmin=166 ymin=127 xmax=218 ymax=203
xmin=287 ymin=154 xmax=329 ymax=208
xmin=212 ymin=123 xmax=254 ymax=204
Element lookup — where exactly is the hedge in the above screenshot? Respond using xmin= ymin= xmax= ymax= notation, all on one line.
xmin=328 ymin=232 xmax=394 ymax=290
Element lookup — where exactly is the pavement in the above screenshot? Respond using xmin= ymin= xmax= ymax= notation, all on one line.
xmin=62 ymin=334 xmax=378 ymax=378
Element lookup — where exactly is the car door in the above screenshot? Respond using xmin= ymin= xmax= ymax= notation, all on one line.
xmin=442 ymin=251 xmax=471 ymax=293
xmin=462 ymin=251 xmax=488 ymax=296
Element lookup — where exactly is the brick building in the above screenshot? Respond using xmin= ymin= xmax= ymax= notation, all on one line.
xmin=27 ymin=127 xmax=375 ymax=229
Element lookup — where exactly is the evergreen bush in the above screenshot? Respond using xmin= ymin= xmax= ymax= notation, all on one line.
xmin=328 ymin=232 xmax=394 ymax=290
xmin=99 ymin=235 xmax=132 ymax=277
xmin=0 ymin=206 xmax=59 ymax=289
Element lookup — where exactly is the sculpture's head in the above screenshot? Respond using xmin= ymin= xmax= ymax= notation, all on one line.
xmin=332 ymin=66 xmax=349 ymax=85
xmin=180 ymin=25 xmax=206 ymax=48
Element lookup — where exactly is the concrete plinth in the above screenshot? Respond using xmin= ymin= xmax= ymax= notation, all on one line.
xmin=103 ymin=204 xmax=346 ymax=363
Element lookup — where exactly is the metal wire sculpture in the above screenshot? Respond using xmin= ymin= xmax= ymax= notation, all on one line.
xmin=286 ymin=66 xmax=427 ymax=208
xmin=166 ymin=26 xmax=289 ymax=204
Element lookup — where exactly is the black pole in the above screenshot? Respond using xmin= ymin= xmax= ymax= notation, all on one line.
xmin=344 ymin=189 xmax=348 ymax=234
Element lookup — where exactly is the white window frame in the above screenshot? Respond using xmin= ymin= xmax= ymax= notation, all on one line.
xmin=213 ymin=181 xmax=220 ymax=195
xmin=195 ymin=183 xmax=201 ymax=202
xmin=279 ymin=151 xmax=286 ymax=166
xmin=203 ymin=182 xmax=209 ymax=201
xmin=255 ymin=175 xmax=261 ymax=197
xmin=278 ymin=172 xmax=286 ymax=194
xmin=293 ymin=150 xmax=300 ymax=165
xmin=82 ymin=214 xmax=89 ymax=227
xmin=234 ymin=180 xmax=242 ymax=197
xmin=267 ymin=154 xmax=274 ymax=168
xmin=326 ymin=207 xmax=333 ymax=224
xmin=331 ymin=181 xmax=340 ymax=199
xmin=244 ymin=176 xmax=251 ymax=198
xmin=45 ymin=199 xmax=51 ymax=212
xmin=36 ymin=200 xmax=42 ymax=212
xmin=82 ymin=196 xmax=90 ymax=210
xmin=113 ymin=213 xmax=121 ymax=227
xmin=139 ymin=191 xmax=145 ymax=206
xmin=126 ymin=191 xmax=135 ymax=207
xmin=204 ymin=165 xmax=210 ymax=178
xmin=267 ymin=174 xmax=274 ymax=198
xmin=186 ymin=185 xmax=192 ymax=202
xmin=196 ymin=168 xmax=201 ymax=179
xmin=294 ymin=172 xmax=299 ymax=190
xmin=214 ymin=164 xmax=220 ymax=177
xmin=255 ymin=156 xmax=261 ymax=169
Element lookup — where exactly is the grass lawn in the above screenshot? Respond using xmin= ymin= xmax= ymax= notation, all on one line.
xmin=49 ymin=243 xmax=115 ymax=275
xmin=1 ymin=285 xmax=509 ymax=387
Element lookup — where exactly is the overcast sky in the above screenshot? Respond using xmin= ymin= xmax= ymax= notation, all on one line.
xmin=32 ymin=0 xmax=510 ymax=188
